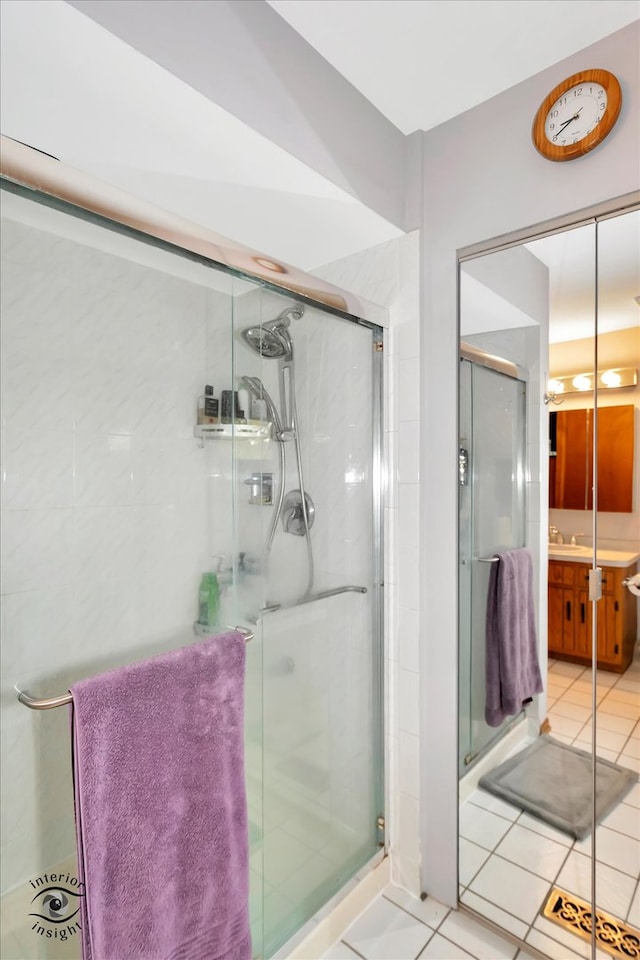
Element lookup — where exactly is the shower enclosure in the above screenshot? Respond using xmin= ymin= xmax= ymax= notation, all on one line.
xmin=0 ymin=162 xmax=384 ymax=960
xmin=458 ymin=347 xmax=528 ymax=773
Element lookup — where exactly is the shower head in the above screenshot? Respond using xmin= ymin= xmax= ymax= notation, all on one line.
xmin=240 ymin=303 xmax=304 ymax=360
xmin=241 ymin=376 xmax=283 ymax=436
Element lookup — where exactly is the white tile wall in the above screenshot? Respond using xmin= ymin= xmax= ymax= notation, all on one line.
xmin=0 ymin=215 xmax=222 ymax=896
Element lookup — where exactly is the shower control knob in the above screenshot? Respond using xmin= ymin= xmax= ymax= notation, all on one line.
xmin=282 ymin=490 xmax=315 ymax=536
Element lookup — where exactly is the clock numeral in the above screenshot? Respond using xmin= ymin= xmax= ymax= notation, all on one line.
xmin=597 ymin=89 xmax=604 ymax=97
xmin=548 ymin=122 xmax=555 ymax=131
xmin=573 ymin=87 xmax=583 ymax=97
xmin=550 ymin=109 xmax=559 ymax=118
xmin=599 ymin=102 xmax=605 ymax=110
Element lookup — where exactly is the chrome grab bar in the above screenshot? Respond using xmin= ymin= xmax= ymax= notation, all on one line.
xmin=477 ymin=557 xmax=500 ymax=563
xmin=16 ymin=626 xmax=254 ymax=710
xmin=260 ymin=584 xmax=367 ymax=614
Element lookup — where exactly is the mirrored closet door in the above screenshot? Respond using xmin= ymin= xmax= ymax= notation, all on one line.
xmin=457 ymin=206 xmax=639 ymax=958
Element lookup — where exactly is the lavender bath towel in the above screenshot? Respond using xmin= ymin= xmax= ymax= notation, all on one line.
xmin=485 ymin=548 xmax=543 ymax=727
xmin=70 ymin=631 xmax=251 ymax=960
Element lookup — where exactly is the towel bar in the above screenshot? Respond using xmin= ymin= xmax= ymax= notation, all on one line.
xmin=16 ymin=626 xmax=254 ymax=710
xmin=477 ymin=557 xmax=500 ymax=563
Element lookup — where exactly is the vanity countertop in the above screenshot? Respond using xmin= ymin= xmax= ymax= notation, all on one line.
xmin=547 ymin=544 xmax=640 ymax=567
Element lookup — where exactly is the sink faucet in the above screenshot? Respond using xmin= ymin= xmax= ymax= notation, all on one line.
xmin=570 ymin=532 xmax=584 ymax=546
xmin=549 ymin=525 xmax=564 ymax=544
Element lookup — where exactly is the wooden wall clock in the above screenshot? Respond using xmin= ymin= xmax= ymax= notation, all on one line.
xmin=532 ymin=69 xmax=622 ymax=162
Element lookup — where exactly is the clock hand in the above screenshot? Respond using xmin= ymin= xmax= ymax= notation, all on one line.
xmin=552 ymin=106 xmax=584 ymax=141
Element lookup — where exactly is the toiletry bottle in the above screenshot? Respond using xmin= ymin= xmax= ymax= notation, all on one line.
xmin=221 ymin=390 xmax=246 ymax=423
xmin=221 ymin=390 xmax=234 ymax=422
xmin=198 ymin=571 xmax=220 ymax=630
xmin=204 ymin=385 xmax=219 ymax=423
xmin=197 ymin=385 xmax=219 ymax=424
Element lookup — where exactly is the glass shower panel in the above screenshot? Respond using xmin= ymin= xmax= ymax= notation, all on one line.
xmin=0 ymin=183 xmax=256 ymax=958
xmin=231 ymin=291 xmax=384 ymax=956
xmin=458 ymin=360 xmax=527 ymax=771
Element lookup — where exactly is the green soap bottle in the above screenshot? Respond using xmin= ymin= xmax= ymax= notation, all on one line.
xmin=198 ymin=572 xmax=220 ymax=630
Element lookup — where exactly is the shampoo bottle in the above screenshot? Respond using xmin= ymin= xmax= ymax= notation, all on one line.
xmin=198 ymin=571 xmax=220 ymax=630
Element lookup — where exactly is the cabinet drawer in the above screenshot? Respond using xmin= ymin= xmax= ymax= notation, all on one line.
xmin=549 ymin=561 xmax=575 ymax=585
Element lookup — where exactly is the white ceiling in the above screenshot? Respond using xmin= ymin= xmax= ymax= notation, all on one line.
xmin=0 ymin=0 xmax=638 ymax=342
xmin=266 ymin=0 xmax=640 ymax=135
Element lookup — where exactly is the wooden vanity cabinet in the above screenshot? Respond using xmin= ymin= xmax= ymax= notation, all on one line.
xmin=548 ymin=560 xmax=638 ymax=672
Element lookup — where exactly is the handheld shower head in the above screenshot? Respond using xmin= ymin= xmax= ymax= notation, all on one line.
xmin=240 ymin=303 xmax=303 ymax=360
xmin=241 ymin=376 xmax=283 ymax=436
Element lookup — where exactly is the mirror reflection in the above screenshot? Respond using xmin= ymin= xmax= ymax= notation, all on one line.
xmin=458 ymin=209 xmax=640 ymax=953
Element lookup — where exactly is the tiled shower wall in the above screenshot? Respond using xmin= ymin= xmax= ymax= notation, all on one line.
xmin=314 ymin=230 xmax=422 ymax=895
xmin=0 ymin=210 xmax=228 ymax=894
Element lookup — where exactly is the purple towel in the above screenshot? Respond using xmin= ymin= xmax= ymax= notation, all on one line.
xmin=70 ymin=631 xmax=251 ymax=960
xmin=485 ymin=548 xmax=543 ymax=727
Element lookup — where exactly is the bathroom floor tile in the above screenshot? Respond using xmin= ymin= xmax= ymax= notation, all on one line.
xmin=459 ymin=890 xmax=528 ymax=941
xmin=574 ymin=725 xmax=629 ymax=752
xmin=549 ymin=700 xmax=592 ymax=724
xmin=525 ymin=923 xmax=586 ymax=960
xmin=458 ymin=803 xmax=512 ymax=851
xmin=459 ymin=837 xmax=491 ymax=888
xmin=384 ymin=885 xmax=449 ymax=929
xmin=468 ymin=855 xmax=552 ymax=925
xmin=559 ymin=688 xmax=594 ymax=709
xmin=604 ymin=687 xmax=640 ymax=705
xmin=546 ymin=712 xmax=585 ymax=738
xmin=494 ymin=823 xmax=570 ymax=882
xmin=551 ymin=662 xmax=586 ymax=680
xmin=598 ymin=698 xmax=640 ymax=720
xmin=574 ymin=823 xmax=640 ymax=876
xmin=343 ymin=895 xmax=433 ymax=959
xmin=417 ymin=932 xmax=475 ymax=959
xmin=438 ymin=909 xmax=518 ymax=959
xmin=555 ymin=849 xmax=636 ymax=920
xmin=593 ymin=713 xmax=637 ymax=736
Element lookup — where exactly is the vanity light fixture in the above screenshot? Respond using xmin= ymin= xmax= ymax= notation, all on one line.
xmin=546 ymin=367 xmax=637 ymax=402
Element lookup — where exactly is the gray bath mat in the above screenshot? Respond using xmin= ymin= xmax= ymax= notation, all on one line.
xmin=478 ymin=735 xmax=637 ymax=840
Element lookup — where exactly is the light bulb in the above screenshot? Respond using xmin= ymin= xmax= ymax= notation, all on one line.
xmin=547 ymin=379 xmax=565 ymax=394
xmin=601 ymin=369 xmax=621 ymax=387
xmin=572 ymin=375 xmax=592 ymax=391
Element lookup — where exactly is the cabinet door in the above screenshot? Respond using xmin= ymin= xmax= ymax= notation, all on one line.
xmin=551 ymin=409 xmax=590 ymax=510
xmin=593 ymin=406 xmax=634 ymax=512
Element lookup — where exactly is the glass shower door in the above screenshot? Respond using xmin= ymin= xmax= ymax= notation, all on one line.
xmin=230 ymin=291 xmax=385 ymax=956
xmin=458 ymin=358 xmax=527 ymax=772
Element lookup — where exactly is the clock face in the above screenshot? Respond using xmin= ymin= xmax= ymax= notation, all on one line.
xmin=544 ymin=81 xmax=608 ymax=146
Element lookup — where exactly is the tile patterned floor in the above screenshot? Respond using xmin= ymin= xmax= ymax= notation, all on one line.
xmin=322 ymin=655 xmax=639 ymax=960
xmin=321 ymin=884 xmax=536 ymax=959
xmin=457 ymin=656 xmax=640 ymax=960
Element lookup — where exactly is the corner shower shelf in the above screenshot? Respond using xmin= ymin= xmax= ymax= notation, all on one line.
xmin=194 ymin=422 xmax=272 ymax=442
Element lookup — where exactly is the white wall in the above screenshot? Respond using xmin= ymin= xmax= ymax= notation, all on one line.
xmin=419 ymin=20 xmax=640 ymax=905
xmin=66 ymin=0 xmax=409 ymax=231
